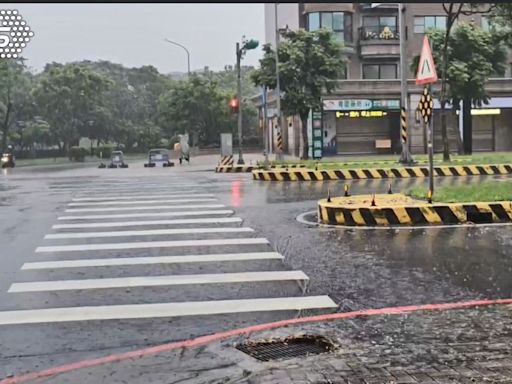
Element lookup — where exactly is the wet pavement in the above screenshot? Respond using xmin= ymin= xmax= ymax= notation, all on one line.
xmin=0 ymin=156 xmax=511 ymax=382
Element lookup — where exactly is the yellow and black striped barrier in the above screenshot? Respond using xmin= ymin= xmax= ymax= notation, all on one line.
xmin=269 ymin=164 xmax=306 ymax=169
xmin=318 ymin=195 xmax=512 ymax=226
xmin=218 ymin=155 xmax=234 ymax=167
xmin=253 ymin=164 xmax=512 ymax=181
xmin=215 ymin=166 xmax=255 ymax=173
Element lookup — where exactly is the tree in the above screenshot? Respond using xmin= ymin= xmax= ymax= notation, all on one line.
xmin=32 ymin=64 xmax=113 ymax=151
xmin=157 ymin=75 xmax=232 ymax=146
xmin=413 ymin=22 xmax=506 ymax=155
xmin=0 ymin=59 xmax=32 ymax=152
xmin=429 ymin=3 xmax=497 ymax=159
xmin=251 ymin=29 xmax=345 ymax=159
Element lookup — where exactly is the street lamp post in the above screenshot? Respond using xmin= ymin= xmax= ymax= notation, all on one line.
xmin=235 ymin=37 xmax=259 ymax=165
xmin=164 ymin=38 xmax=191 ymax=76
xmin=274 ymin=2 xmax=283 ymax=161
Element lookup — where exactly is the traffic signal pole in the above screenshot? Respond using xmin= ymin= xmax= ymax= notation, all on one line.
xmin=236 ymin=42 xmax=244 ymax=165
xmin=398 ymin=3 xmax=414 ymax=165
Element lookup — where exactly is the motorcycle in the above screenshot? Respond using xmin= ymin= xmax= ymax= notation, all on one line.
xmin=1 ymin=153 xmax=15 ymax=168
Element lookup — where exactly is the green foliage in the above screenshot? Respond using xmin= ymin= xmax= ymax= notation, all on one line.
xmin=68 ymin=146 xmax=88 ymax=162
xmin=251 ymin=29 xmax=345 ymax=158
xmin=0 ymin=59 xmax=33 ymax=151
xmin=94 ymin=145 xmax=114 ymax=159
xmin=157 ymin=75 xmax=233 ymax=146
xmin=411 ymin=23 xmax=507 ymax=107
xmin=32 ymin=63 xmax=113 ymax=150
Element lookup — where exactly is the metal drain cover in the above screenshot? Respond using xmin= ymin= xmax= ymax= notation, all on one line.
xmin=235 ymin=335 xmax=335 ymax=362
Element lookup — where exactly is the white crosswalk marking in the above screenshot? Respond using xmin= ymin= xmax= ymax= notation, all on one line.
xmin=71 ymin=194 xmax=214 ymax=202
xmin=35 ymin=238 xmax=270 ymax=253
xmin=2 ymin=176 xmax=337 ymax=330
xmin=0 ymin=296 xmax=337 ymax=325
xmin=68 ymin=197 xmax=217 ymax=206
xmin=9 ymin=271 xmax=308 ymax=292
xmin=21 ymin=252 xmax=284 ymax=270
xmin=58 ymin=210 xmax=234 ymax=220
xmin=44 ymin=227 xmax=254 ymax=239
xmin=65 ymin=203 xmax=224 ymax=213
xmin=52 ymin=217 xmax=243 ymax=229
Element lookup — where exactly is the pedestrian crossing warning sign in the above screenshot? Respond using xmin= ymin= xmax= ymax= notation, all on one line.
xmin=416 ymin=35 xmax=438 ymax=85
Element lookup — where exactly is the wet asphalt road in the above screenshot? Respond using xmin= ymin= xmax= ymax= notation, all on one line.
xmin=0 ymin=160 xmax=511 ymax=379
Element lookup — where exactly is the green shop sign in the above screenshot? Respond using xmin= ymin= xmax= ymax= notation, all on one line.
xmin=323 ymin=99 xmax=400 ymax=111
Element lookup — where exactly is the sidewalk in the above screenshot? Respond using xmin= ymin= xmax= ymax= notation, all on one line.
xmin=25 ymin=303 xmax=512 ymax=383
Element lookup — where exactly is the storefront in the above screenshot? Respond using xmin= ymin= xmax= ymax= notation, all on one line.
xmin=322 ymin=98 xmax=401 ymax=155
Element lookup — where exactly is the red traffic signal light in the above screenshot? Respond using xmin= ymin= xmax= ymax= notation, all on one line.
xmin=229 ymin=98 xmax=239 ymax=112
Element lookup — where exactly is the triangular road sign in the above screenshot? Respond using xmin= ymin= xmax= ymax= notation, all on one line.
xmin=416 ymin=35 xmax=438 ymax=85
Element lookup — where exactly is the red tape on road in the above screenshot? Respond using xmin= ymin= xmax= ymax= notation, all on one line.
xmin=2 ymin=297 xmax=512 ymax=384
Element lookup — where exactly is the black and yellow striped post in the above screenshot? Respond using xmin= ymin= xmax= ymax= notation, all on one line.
xmin=276 ymin=131 xmax=283 ymax=152
xmin=399 ymin=107 xmax=414 ymax=165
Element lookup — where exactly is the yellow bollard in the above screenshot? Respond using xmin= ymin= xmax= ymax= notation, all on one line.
xmin=427 ymin=190 xmax=433 ymax=204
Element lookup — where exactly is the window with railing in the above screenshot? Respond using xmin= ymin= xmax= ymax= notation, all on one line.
xmin=413 ymin=16 xmax=447 ymax=33
xmin=307 ymin=12 xmax=353 ymax=43
xmin=361 ymin=15 xmax=398 ymax=40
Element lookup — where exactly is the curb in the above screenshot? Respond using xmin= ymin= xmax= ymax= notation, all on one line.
xmin=318 ymin=198 xmax=512 ymax=226
xmin=215 ymin=166 xmax=255 ymax=173
xmin=3 ymin=298 xmax=512 ymax=384
xmin=252 ymin=164 xmax=512 ymax=181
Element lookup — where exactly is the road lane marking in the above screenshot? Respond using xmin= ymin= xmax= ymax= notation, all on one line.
xmin=65 ymin=203 xmax=223 ymax=213
xmin=50 ymin=184 xmax=201 ymax=191
xmin=52 ymin=217 xmax=242 ymax=229
xmin=8 ymin=270 xmax=308 ymax=292
xmin=71 ymin=194 xmax=214 ymax=202
xmin=35 ymin=238 xmax=269 ymax=252
xmin=21 ymin=252 xmax=284 ymax=270
xmin=0 ymin=296 xmax=336 ymax=325
xmin=44 ymin=227 xmax=254 ymax=239
xmin=58 ymin=210 xmax=235 ymax=220
xmin=68 ymin=197 xmax=217 ymax=206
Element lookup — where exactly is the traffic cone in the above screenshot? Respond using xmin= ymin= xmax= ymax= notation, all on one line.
xmin=327 ymin=189 xmax=331 ymax=202
xmin=371 ymin=193 xmax=376 ymax=206
xmin=387 ymin=183 xmax=392 ymax=194
xmin=344 ymin=184 xmax=350 ymax=197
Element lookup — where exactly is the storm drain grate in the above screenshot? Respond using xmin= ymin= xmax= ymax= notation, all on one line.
xmin=235 ymin=335 xmax=335 ymax=362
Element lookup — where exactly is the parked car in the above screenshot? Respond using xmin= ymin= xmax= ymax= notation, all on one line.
xmin=144 ymin=148 xmax=174 ymax=168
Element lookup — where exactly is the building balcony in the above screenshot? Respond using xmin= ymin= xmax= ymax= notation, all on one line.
xmin=358 ymin=26 xmax=400 ymax=58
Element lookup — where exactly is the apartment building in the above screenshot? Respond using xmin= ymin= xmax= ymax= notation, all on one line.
xmin=257 ymin=3 xmax=512 ymax=157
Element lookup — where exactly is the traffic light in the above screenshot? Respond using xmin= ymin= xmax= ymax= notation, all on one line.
xmin=229 ymin=98 xmax=239 ymax=113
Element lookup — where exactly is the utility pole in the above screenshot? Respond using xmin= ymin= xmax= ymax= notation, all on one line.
xmin=274 ymin=2 xmax=283 ymax=161
xmin=234 ymin=37 xmax=259 ymax=165
xmin=236 ymin=42 xmax=244 ymax=164
xmin=262 ymin=86 xmax=269 ymax=167
xmin=398 ymin=3 xmax=414 ymax=165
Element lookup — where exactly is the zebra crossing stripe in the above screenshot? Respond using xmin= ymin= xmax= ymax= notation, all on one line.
xmin=68 ymin=197 xmax=216 ymax=206
xmin=8 ymin=270 xmax=309 ymax=292
xmin=35 ymin=238 xmax=270 ymax=252
xmin=21 ymin=252 xmax=284 ymax=270
xmin=58 ymin=210 xmax=235 ymax=220
xmin=64 ymin=204 xmax=225 ymax=213
xmin=44 ymin=227 xmax=254 ymax=239
xmin=71 ymin=194 xmax=214 ymax=202
xmin=52 ymin=217 xmax=242 ymax=229
xmin=0 ymin=296 xmax=337 ymax=325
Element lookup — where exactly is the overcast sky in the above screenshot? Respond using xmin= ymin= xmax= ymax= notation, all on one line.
xmin=4 ymin=3 xmax=265 ymax=74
